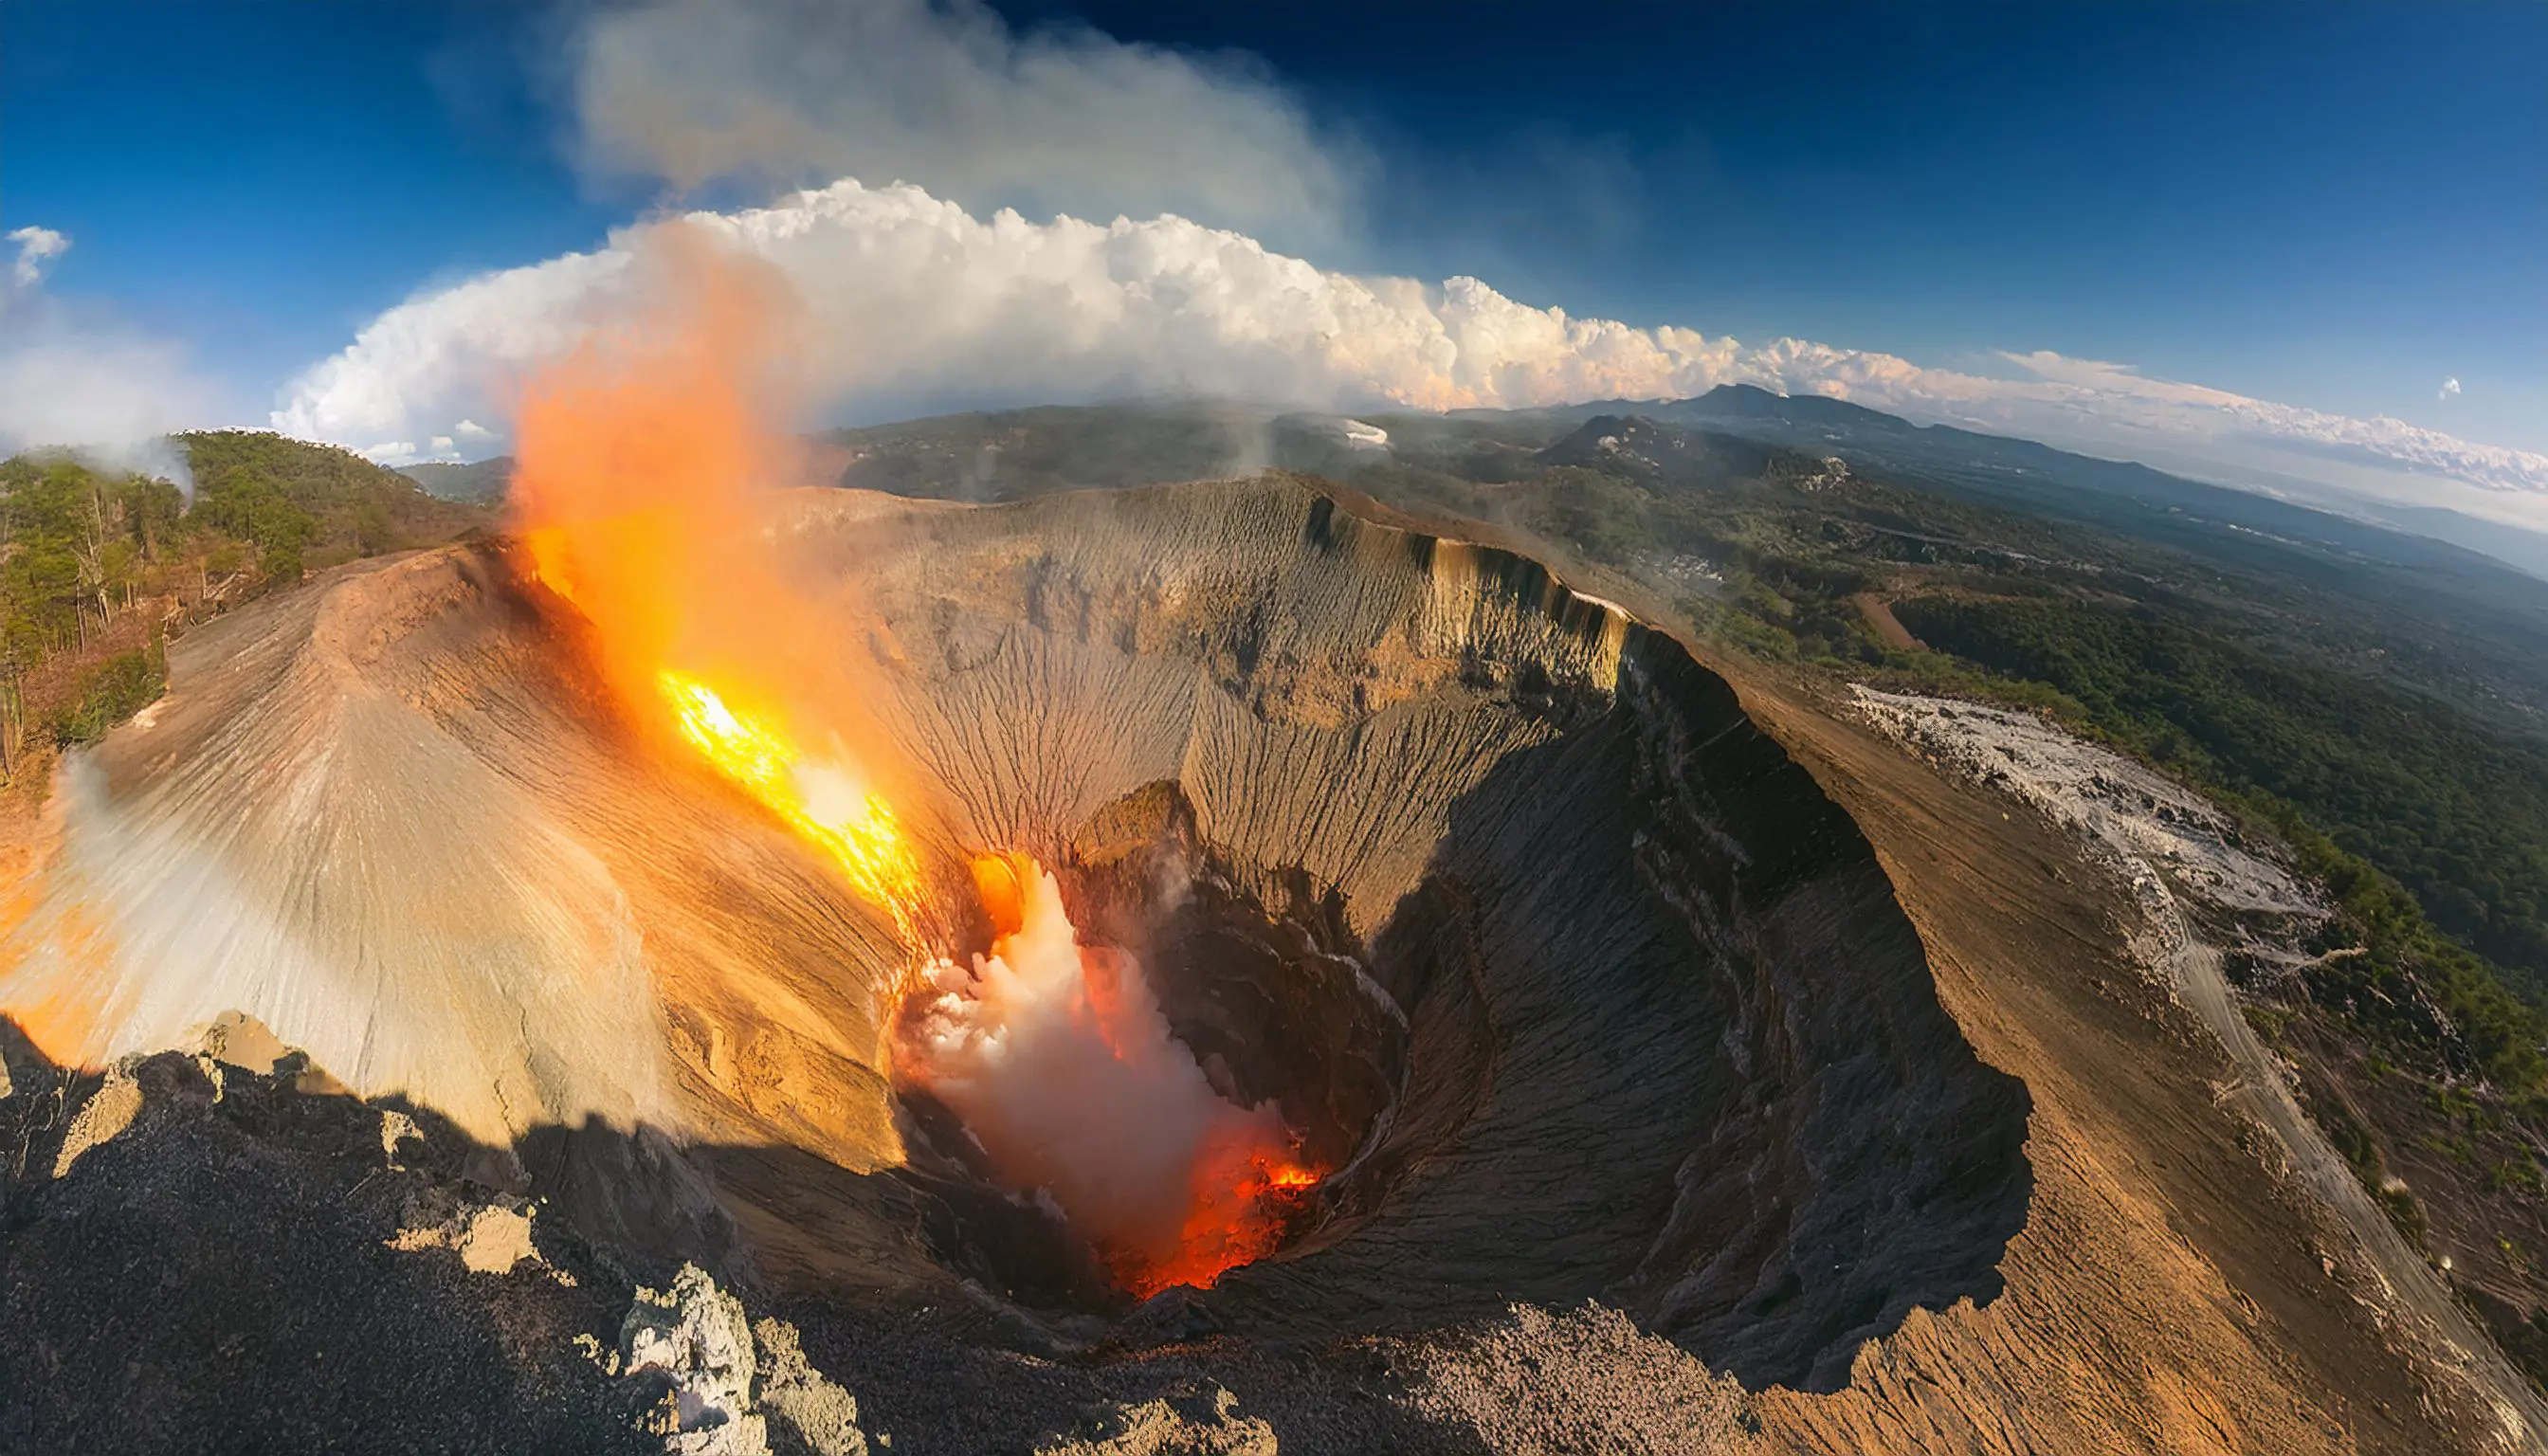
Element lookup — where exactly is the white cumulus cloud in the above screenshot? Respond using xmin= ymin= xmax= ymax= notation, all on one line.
xmin=1982 ymin=352 xmax=2548 ymax=495
xmin=7 ymin=227 xmax=69 ymax=287
xmin=572 ymin=0 xmax=1353 ymax=246
xmin=271 ymin=178 xmax=2548 ymax=523
xmin=272 ymin=180 xmax=1785 ymax=454
xmin=2441 ymin=376 xmax=2462 ymax=400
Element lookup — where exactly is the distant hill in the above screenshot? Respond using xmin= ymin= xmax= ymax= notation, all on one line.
xmin=1451 ymin=383 xmax=2548 ymax=584
xmin=1535 ymin=413 xmax=1788 ymax=482
xmin=2361 ymin=500 xmax=2548 ymax=582
xmin=1659 ymin=385 xmax=2548 ymax=579
xmin=818 ymin=403 xmax=1399 ymax=500
xmin=397 ymin=456 xmax=515 ymax=503
xmin=181 ymin=432 xmax=491 ymax=577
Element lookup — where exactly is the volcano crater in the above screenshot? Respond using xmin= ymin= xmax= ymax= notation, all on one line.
xmin=801 ymin=480 xmax=2032 ymax=1390
xmin=12 ymin=477 xmax=2031 ymax=1394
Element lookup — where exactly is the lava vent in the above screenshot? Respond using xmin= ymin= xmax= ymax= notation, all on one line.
xmin=0 ymin=477 xmax=2029 ymax=1392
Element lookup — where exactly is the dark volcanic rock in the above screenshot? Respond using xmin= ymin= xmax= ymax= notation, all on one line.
xmin=0 ymin=1033 xmax=655 ymax=1456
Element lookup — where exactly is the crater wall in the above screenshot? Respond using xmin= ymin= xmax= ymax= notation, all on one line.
xmin=812 ymin=479 xmax=2030 ymax=1387
xmin=0 ymin=477 xmax=2030 ymax=1391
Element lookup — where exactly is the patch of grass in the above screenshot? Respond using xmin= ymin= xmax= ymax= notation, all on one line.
xmin=2242 ymin=1000 xmax=2293 ymax=1046
xmin=2315 ymin=1097 xmax=2381 ymax=1185
xmin=49 ymin=646 xmax=165 ymax=748
xmin=2489 ymin=1160 xmax=2546 ymax=1197
xmin=2379 ymin=1183 xmax=2429 ymax=1247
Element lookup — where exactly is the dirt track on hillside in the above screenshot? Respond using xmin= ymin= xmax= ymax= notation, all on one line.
xmin=1851 ymin=593 xmax=1922 ymax=651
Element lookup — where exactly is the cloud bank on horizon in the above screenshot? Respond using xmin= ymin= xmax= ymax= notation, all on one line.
xmin=264 ymin=0 xmax=2548 ymax=532
xmin=273 ymin=176 xmax=2548 ymax=522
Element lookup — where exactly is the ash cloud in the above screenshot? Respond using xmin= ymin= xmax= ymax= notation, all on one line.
xmin=572 ymin=0 xmax=1355 ymax=247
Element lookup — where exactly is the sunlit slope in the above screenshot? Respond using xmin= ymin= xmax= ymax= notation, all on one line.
xmin=0 ymin=545 xmax=917 ymax=1162
xmin=0 ymin=476 xmax=2027 ymax=1391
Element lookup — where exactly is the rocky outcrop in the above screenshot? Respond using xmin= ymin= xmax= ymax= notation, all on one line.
xmin=616 ymin=1265 xmax=868 ymax=1456
xmin=0 ymin=1033 xmax=664 ymax=1454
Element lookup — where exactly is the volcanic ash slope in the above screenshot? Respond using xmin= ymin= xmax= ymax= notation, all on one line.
xmin=5 ymin=477 xmax=2061 ymax=1441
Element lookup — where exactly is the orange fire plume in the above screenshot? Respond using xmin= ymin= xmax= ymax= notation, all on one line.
xmin=658 ymin=671 xmax=928 ymax=944
xmin=509 ymin=223 xmax=1317 ymax=1297
xmin=510 ymin=226 xmax=798 ymax=704
xmin=507 ymin=224 xmax=928 ymax=937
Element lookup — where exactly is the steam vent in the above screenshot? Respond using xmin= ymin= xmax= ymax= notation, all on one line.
xmin=0 ymin=478 xmax=2038 ymax=1446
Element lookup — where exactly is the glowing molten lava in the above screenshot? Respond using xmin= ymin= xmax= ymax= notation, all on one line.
xmin=1142 ymin=1138 xmax=1323 ymax=1299
xmin=907 ymin=854 xmax=1322 ymax=1296
xmin=506 ymin=222 xmax=1320 ymax=1297
xmin=657 ymin=671 xmax=927 ymax=944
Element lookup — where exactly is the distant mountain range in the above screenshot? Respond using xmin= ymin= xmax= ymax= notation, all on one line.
xmin=1731 ymin=388 xmax=2548 ymax=582
xmin=1476 ymin=385 xmax=2548 ymax=581
xmin=400 ymin=384 xmax=2548 ymax=580
xmin=396 ymin=457 xmax=514 ymax=504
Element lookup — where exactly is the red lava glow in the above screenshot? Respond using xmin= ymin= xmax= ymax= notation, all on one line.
xmin=1138 ymin=1137 xmax=1324 ymax=1298
xmin=908 ymin=854 xmax=1324 ymax=1297
xmin=502 ymin=224 xmax=1317 ymax=1297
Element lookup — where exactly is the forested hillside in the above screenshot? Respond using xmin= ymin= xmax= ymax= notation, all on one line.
xmin=396 ymin=456 xmax=514 ymax=503
xmin=183 ymin=430 xmax=487 ymax=577
xmin=0 ymin=435 xmax=491 ymax=772
xmin=1896 ymin=597 xmax=2548 ymax=990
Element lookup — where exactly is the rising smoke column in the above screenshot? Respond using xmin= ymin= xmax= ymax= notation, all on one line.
xmin=505 ymin=225 xmax=1318 ymax=1295
xmin=510 ymin=221 xmax=806 ymax=707
xmin=507 ymin=221 xmax=927 ymax=937
xmin=904 ymin=855 xmax=1316 ymax=1295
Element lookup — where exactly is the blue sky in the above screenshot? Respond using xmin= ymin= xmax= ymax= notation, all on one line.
xmin=4 ymin=2 xmax=617 ymax=415
xmin=5 ymin=1 xmax=2544 ymax=461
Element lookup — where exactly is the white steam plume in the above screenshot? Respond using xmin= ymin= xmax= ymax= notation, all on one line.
xmin=0 ymin=226 xmax=207 ymax=489
xmin=573 ymin=0 xmax=1352 ymax=246
xmin=905 ymin=861 xmax=1289 ymax=1276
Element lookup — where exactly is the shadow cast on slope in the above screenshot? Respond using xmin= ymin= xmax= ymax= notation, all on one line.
xmin=1192 ymin=626 xmax=2033 ymax=1392
xmin=0 ymin=1023 xmax=1495 ymax=1456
